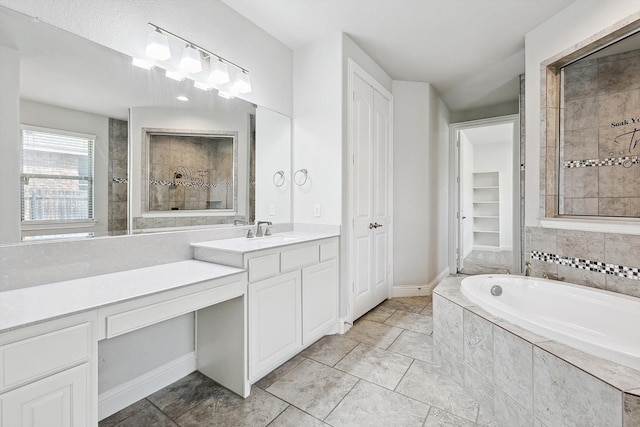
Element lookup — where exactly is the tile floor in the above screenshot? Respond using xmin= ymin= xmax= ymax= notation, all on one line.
xmin=99 ymin=296 xmax=496 ymax=426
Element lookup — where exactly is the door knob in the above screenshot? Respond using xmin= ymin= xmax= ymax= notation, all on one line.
xmin=369 ymin=223 xmax=375 ymax=229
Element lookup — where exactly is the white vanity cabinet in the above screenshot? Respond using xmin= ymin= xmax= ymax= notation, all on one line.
xmin=0 ymin=312 xmax=97 ymax=427
xmin=194 ymin=235 xmax=339 ymax=383
xmin=249 ymin=270 xmax=302 ymax=380
xmin=247 ymin=238 xmax=338 ymax=382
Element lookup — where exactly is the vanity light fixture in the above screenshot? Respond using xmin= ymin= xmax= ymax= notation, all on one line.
xmin=194 ymin=81 xmax=214 ymax=91
xmin=145 ymin=29 xmax=171 ymax=61
xmin=143 ymin=23 xmax=252 ymax=94
xmin=165 ymin=70 xmax=186 ymax=81
xmin=209 ymin=59 xmax=230 ymax=85
xmin=233 ymin=71 xmax=252 ymax=94
xmin=179 ymin=45 xmax=202 ymax=74
xmin=132 ymin=57 xmax=154 ymax=70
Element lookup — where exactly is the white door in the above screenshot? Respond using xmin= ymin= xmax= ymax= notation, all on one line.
xmin=352 ymin=73 xmax=391 ymax=320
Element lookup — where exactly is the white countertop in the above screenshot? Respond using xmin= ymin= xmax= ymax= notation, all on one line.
xmin=191 ymin=231 xmax=339 ymax=253
xmin=0 ymin=260 xmax=245 ymax=333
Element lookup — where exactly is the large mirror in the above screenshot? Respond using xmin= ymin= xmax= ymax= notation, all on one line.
xmin=0 ymin=5 xmax=291 ymax=244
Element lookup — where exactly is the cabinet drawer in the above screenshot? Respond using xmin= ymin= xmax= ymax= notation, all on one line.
xmin=320 ymin=241 xmax=338 ymax=261
xmin=106 ymin=281 xmax=244 ymax=338
xmin=0 ymin=323 xmax=91 ymax=392
xmin=248 ymin=253 xmax=280 ymax=282
xmin=281 ymin=245 xmax=319 ymax=272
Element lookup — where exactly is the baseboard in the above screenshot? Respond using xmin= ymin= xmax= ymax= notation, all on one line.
xmin=338 ymin=317 xmax=353 ymax=334
xmin=391 ymin=267 xmax=450 ymax=297
xmin=98 ymin=352 xmax=196 ymax=421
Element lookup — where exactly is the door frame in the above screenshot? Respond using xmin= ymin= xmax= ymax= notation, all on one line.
xmin=345 ymin=58 xmax=394 ymax=323
xmin=448 ymin=114 xmax=521 ymax=274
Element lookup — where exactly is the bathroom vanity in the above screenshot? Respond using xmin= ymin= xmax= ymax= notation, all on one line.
xmin=0 ymin=261 xmax=247 ymax=426
xmin=192 ymin=231 xmax=339 ymax=383
xmin=0 ymin=230 xmax=339 ymax=426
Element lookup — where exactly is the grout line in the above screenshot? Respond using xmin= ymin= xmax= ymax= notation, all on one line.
xmin=263 ymin=403 xmax=290 ymax=427
xmin=393 ymin=358 xmax=415 ymax=392
xmin=322 ymin=378 xmax=361 ymax=422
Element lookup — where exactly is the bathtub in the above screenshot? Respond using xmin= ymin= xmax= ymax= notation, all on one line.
xmin=460 ymin=274 xmax=640 ymax=372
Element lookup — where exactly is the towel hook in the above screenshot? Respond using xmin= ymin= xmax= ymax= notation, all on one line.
xmin=272 ymin=170 xmax=285 ymax=187
xmin=294 ymin=169 xmax=308 ymax=186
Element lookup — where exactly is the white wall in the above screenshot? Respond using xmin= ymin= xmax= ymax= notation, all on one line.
xmin=430 ymin=89 xmax=452 ymax=283
xmin=129 ymin=106 xmax=251 ymax=219
xmin=0 ymin=0 xmax=293 ymax=116
xmin=20 ymin=100 xmax=110 ymax=238
xmin=292 ymin=32 xmax=343 ymax=225
xmin=460 ymin=133 xmax=474 ymax=256
xmin=473 ymin=140 xmax=513 ymax=249
xmin=392 ymin=81 xmax=450 ymax=291
xmin=255 ymin=107 xmax=291 ymax=223
xmin=525 ymin=0 xmax=640 ymax=226
xmin=0 ymin=46 xmax=20 ymax=244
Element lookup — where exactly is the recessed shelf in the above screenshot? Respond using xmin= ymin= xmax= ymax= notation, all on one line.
xmin=472 ymin=171 xmax=499 ymax=248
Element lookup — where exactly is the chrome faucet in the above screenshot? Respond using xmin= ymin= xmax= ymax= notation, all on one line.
xmin=525 ymin=262 xmax=532 ymax=276
xmin=256 ymin=221 xmax=272 ymax=237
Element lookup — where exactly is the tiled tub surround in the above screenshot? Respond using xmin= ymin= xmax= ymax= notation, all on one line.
xmin=460 ymin=274 xmax=640 ymax=372
xmin=433 ymin=277 xmax=640 ymax=426
xmin=525 ymin=226 xmax=640 ymax=298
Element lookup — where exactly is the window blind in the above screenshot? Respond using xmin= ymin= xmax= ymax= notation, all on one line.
xmin=21 ymin=127 xmax=95 ymax=222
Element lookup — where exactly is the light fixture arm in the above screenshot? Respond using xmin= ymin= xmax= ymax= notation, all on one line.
xmin=148 ymin=22 xmax=249 ymax=74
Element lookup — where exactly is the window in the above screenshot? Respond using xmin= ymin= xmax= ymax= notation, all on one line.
xmin=21 ymin=126 xmax=95 ymax=223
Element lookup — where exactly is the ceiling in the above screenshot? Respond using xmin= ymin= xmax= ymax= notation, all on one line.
xmin=461 ymin=123 xmax=513 ymax=146
xmin=221 ymin=0 xmax=574 ymax=112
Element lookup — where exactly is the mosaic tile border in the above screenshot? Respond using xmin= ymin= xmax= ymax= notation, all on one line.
xmin=112 ymin=177 xmax=128 ymax=184
xmin=148 ymin=179 xmax=233 ymax=189
xmin=531 ymin=250 xmax=640 ymax=280
xmin=563 ymin=156 xmax=640 ymax=168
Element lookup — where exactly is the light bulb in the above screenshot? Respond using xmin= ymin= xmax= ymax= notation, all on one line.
xmin=210 ymin=60 xmax=230 ymax=85
xmin=233 ymin=71 xmax=252 ymax=94
xmin=145 ymin=30 xmax=171 ymax=61
xmin=179 ymin=46 xmax=202 ymax=74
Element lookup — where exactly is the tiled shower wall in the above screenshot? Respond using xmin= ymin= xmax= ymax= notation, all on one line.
xmin=560 ymin=49 xmax=640 ymax=217
xmin=108 ymin=118 xmax=128 ymax=235
xmin=148 ymin=135 xmax=234 ymax=211
xmin=525 ymin=226 xmax=640 ymax=298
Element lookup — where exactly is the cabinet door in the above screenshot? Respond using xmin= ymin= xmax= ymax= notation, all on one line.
xmin=0 ymin=364 xmax=89 ymax=427
xmin=249 ymin=271 xmax=301 ymax=382
xmin=302 ymin=260 xmax=338 ymax=346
